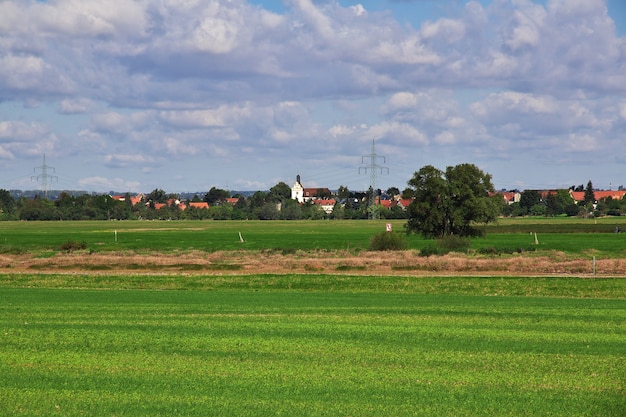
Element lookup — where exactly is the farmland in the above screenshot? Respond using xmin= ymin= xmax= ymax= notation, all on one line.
xmin=0 ymin=219 xmax=625 ymax=416
xmin=3 ymin=218 xmax=626 ymax=275
xmin=3 ymin=217 xmax=626 ymax=254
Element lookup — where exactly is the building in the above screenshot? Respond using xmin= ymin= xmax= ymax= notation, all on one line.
xmin=291 ymin=175 xmax=304 ymax=203
xmin=291 ymin=175 xmax=331 ymax=203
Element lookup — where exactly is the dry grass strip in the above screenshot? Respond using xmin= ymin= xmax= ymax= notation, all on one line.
xmin=1 ymin=250 xmax=625 ymax=277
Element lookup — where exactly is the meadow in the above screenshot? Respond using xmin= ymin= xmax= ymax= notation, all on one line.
xmin=0 ymin=218 xmax=624 ymax=416
xmin=2 ymin=217 xmax=626 ymax=256
xmin=1 ymin=278 xmax=624 ymax=416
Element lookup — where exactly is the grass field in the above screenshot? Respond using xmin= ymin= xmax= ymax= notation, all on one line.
xmin=2 ymin=218 xmax=626 ymax=256
xmin=1 ymin=277 xmax=624 ymax=417
xmin=0 ymin=219 xmax=624 ymax=416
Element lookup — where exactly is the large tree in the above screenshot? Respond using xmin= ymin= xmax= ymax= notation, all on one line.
xmin=269 ymin=182 xmax=291 ymax=202
xmin=519 ymin=190 xmax=542 ymax=215
xmin=405 ymin=163 xmax=501 ymax=238
xmin=203 ymin=187 xmax=230 ymax=205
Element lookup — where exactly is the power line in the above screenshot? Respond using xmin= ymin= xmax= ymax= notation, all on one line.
xmin=32 ymin=153 xmax=58 ymax=198
xmin=359 ymin=139 xmax=388 ymax=219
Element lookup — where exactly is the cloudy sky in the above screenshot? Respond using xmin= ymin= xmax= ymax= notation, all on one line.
xmin=1 ymin=0 xmax=625 ymax=194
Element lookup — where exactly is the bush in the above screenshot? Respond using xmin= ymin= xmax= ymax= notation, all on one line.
xmin=368 ymin=232 xmax=407 ymax=251
xmin=437 ymin=235 xmax=470 ymax=253
xmin=60 ymin=240 xmax=88 ymax=253
xmin=419 ymin=235 xmax=470 ymax=257
xmin=419 ymin=244 xmax=442 ymax=257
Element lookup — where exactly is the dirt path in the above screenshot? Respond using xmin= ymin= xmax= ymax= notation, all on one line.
xmin=1 ymin=250 xmax=624 ymax=277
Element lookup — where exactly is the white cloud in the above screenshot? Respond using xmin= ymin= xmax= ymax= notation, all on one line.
xmin=0 ymin=146 xmax=14 ymax=159
xmin=160 ymin=137 xmax=199 ymax=156
xmin=33 ymin=0 xmax=148 ymax=38
xmin=0 ymin=54 xmax=73 ymax=94
xmin=420 ymin=18 xmax=466 ymax=43
xmin=328 ymin=124 xmax=356 ymax=138
xmin=0 ymin=121 xmax=46 ymax=141
xmin=189 ymin=3 xmax=243 ymax=54
xmin=103 ymin=154 xmax=156 ymax=168
xmin=434 ymin=131 xmax=456 ymax=145
xmin=474 ymin=92 xmax=559 ymax=116
xmin=78 ymin=176 xmax=141 ymax=191
xmin=385 ymin=92 xmax=418 ymax=112
xmin=289 ymin=0 xmax=335 ymax=40
xmin=58 ymin=98 xmax=94 ymax=114
xmin=0 ymin=0 xmax=625 ymax=192
xmin=564 ymin=133 xmax=598 ymax=152
xmin=367 ymin=121 xmax=428 ymax=145
xmin=90 ymin=111 xmax=153 ymax=135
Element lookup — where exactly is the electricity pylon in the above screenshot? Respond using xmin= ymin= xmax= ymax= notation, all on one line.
xmin=32 ymin=153 xmax=58 ymax=198
xmin=359 ymin=139 xmax=388 ymax=219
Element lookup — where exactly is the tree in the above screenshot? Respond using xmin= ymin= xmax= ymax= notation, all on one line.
xmin=405 ymin=164 xmax=501 ymax=238
xmin=204 ymin=187 xmax=230 ymax=205
xmin=545 ymin=189 xmax=574 ymax=216
xmin=337 ymin=185 xmax=350 ymax=201
xmin=519 ymin=190 xmax=541 ymax=215
xmin=583 ymin=181 xmax=595 ymax=205
xmin=146 ymin=188 xmax=168 ymax=204
xmin=280 ymin=199 xmax=303 ymax=220
xmin=269 ymin=182 xmax=291 ymax=202
xmin=0 ymin=189 xmax=15 ymax=219
xmin=386 ymin=187 xmax=400 ymax=197
xmin=19 ymin=196 xmax=60 ymax=220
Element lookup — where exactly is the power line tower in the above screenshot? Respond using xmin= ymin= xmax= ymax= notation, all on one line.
xmin=359 ymin=139 xmax=388 ymax=219
xmin=32 ymin=153 xmax=58 ymax=198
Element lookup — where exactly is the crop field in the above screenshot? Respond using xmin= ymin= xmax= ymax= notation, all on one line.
xmin=1 ymin=277 xmax=624 ymax=417
xmin=0 ymin=219 xmax=625 ymax=416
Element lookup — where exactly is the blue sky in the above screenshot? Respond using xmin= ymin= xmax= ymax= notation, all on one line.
xmin=1 ymin=0 xmax=625 ymax=194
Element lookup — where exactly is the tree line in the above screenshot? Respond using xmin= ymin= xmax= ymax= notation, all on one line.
xmin=0 ymin=184 xmax=408 ymax=222
xmin=1 ymin=167 xmax=621 ymax=240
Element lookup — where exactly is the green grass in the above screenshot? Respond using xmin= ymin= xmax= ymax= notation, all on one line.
xmin=3 ymin=218 xmax=626 ymax=257
xmin=1 ymin=278 xmax=624 ymax=417
xmin=0 ymin=220 xmax=398 ymax=252
xmin=0 ymin=219 xmax=625 ymax=415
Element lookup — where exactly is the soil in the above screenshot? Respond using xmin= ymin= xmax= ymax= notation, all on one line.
xmin=1 ymin=249 xmax=624 ymax=277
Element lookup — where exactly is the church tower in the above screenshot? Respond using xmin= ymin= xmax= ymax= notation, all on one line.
xmin=291 ymin=175 xmax=304 ymax=203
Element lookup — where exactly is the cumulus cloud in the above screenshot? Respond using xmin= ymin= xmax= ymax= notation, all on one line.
xmin=58 ymin=98 xmax=95 ymax=114
xmin=0 ymin=0 xmax=624 ymax=191
xmin=78 ymin=176 xmax=141 ymax=191
xmin=103 ymin=154 xmax=156 ymax=168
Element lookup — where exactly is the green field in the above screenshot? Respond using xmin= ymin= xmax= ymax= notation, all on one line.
xmin=1 ymin=278 xmax=624 ymax=417
xmin=3 ymin=218 xmax=626 ymax=256
xmin=1 ymin=219 xmax=625 ymax=416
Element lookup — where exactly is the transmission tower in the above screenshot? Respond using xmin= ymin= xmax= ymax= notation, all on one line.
xmin=32 ymin=153 xmax=58 ymax=198
xmin=359 ymin=139 xmax=388 ymax=219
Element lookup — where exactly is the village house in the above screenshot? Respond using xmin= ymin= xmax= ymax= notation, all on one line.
xmin=111 ymin=194 xmax=207 ymax=211
xmin=313 ymin=199 xmax=336 ymax=214
xmin=569 ymin=190 xmax=626 ymax=204
xmin=111 ymin=194 xmax=143 ymax=206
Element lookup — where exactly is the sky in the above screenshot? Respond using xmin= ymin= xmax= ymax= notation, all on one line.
xmin=1 ymin=0 xmax=625 ymax=195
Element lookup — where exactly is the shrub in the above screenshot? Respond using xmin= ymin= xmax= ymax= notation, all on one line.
xmin=419 ymin=235 xmax=470 ymax=257
xmin=418 ymin=244 xmax=442 ymax=257
xmin=59 ymin=240 xmax=88 ymax=253
xmin=368 ymin=232 xmax=407 ymax=251
xmin=437 ymin=235 xmax=470 ymax=253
